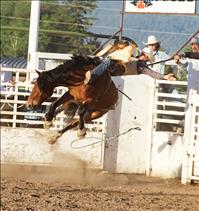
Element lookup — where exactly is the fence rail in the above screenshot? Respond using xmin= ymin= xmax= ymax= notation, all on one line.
xmin=153 ymin=79 xmax=187 ymax=132
xmin=1 ymin=67 xmax=188 ymax=132
xmin=0 ymin=67 xmax=104 ymax=130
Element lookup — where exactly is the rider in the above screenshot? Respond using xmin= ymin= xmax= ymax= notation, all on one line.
xmin=84 ymin=45 xmax=176 ymax=85
xmin=174 ymin=36 xmax=199 ymax=62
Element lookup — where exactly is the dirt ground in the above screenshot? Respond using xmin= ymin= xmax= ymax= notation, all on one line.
xmin=1 ymin=164 xmax=199 ymax=211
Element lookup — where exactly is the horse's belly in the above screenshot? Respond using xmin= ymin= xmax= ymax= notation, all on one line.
xmin=69 ymin=82 xmax=118 ymax=110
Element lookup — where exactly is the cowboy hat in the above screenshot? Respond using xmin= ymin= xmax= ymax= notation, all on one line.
xmin=142 ymin=47 xmax=155 ymax=63
xmin=143 ymin=35 xmax=160 ymax=45
xmin=190 ymin=36 xmax=199 ymax=45
xmin=108 ymin=45 xmax=134 ymax=63
xmin=95 ymin=44 xmax=113 ymax=57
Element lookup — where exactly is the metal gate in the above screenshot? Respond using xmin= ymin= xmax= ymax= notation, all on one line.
xmin=181 ymin=59 xmax=199 ymax=184
xmin=182 ymin=91 xmax=199 ymax=184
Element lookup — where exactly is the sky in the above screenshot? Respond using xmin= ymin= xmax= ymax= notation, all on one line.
xmin=90 ymin=0 xmax=199 ymax=54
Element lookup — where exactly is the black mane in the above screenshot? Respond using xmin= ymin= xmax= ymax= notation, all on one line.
xmin=42 ymin=54 xmax=102 ymax=82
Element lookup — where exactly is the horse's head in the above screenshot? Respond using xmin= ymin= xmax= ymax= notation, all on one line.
xmin=26 ymin=71 xmax=54 ymax=110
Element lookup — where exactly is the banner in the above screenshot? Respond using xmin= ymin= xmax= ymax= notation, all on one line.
xmin=125 ymin=0 xmax=196 ymax=14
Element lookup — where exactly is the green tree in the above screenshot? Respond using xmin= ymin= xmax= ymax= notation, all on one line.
xmin=1 ymin=1 xmax=31 ymax=57
xmin=1 ymin=0 xmax=98 ymax=57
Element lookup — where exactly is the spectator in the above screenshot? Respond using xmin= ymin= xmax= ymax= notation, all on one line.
xmin=174 ymin=36 xmax=199 ymax=63
xmin=143 ymin=35 xmax=176 ymax=75
xmin=0 ymin=71 xmax=16 ymax=99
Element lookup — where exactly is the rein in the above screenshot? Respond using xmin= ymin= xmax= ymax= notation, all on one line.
xmin=117 ymin=88 xmax=132 ymax=101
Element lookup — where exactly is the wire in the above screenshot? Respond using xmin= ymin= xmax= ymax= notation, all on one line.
xmin=124 ymin=28 xmax=193 ymax=36
xmin=0 ymin=33 xmax=91 ymax=53
xmin=0 ymin=15 xmax=116 ymax=31
xmin=1 ymin=16 xmax=194 ymax=36
xmin=41 ymin=1 xmax=95 ymax=10
xmin=41 ymin=1 xmax=120 ymax=12
xmin=1 ymin=15 xmax=196 ymax=36
xmin=0 ymin=16 xmax=91 ymax=28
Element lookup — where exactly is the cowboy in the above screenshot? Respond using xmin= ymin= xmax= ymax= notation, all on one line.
xmin=143 ymin=35 xmax=176 ymax=75
xmin=174 ymin=36 xmax=199 ymax=63
xmin=84 ymin=46 xmax=175 ymax=85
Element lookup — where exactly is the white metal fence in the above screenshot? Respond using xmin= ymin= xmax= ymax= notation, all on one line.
xmin=181 ymin=92 xmax=199 ymax=184
xmin=153 ymin=79 xmax=187 ymax=132
xmin=181 ymin=59 xmax=199 ymax=184
xmin=1 ymin=67 xmax=188 ymax=133
xmin=0 ymin=67 xmax=104 ymax=131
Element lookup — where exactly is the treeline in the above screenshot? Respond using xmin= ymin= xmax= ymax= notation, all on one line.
xmin=1 ymin=0 xmax=99 ymax=57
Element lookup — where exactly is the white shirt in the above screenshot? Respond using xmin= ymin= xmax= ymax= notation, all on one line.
xmin=152 ymin=51 xmax=170 ymax=74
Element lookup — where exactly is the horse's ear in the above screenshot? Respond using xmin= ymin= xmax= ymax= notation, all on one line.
xmin=35 ymin=70 xmax=41 ymax=76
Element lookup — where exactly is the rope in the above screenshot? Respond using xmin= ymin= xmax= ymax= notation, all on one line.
xmin=70 ymin=127 xmax=141 ymax=149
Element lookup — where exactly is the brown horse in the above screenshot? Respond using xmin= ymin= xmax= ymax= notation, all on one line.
xmin=26 ymin=53 xmax=127 ymax=144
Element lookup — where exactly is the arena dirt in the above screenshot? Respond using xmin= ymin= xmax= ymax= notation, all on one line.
xmin=1 ymin=161 xmax=199 ymax=211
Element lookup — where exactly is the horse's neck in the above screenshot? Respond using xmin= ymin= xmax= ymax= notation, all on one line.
xmin=50 ymin=69 xmax=86 ymax=87
xmin=47 ymin=59 xmax=98 ymax=87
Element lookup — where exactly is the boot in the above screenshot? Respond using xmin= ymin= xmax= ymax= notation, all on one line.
xmin=108 ymin=45 xmax=134 ymax=63
xmin=84 ymin=71 xmax=92 ymax=85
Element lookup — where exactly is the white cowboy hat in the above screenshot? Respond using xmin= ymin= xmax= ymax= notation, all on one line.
xmin=142 ymin=47 xmax=155 ymax=63
xmin=190 ymin=36 xmax=199 ymax=45
xmin=143 ymin=35 xmax=160 ymax=45
xmin=108 ymin=45 xmax=134 ymax=63
xmin=95 ymin=44 xmax=113 ymax=57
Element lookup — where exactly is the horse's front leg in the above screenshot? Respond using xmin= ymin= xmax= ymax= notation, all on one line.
xmin=47 ymin=119 xmax=79 ymax=144
xmin=47 ymin=105 xmax=86 ymax=144
xmin=44 ymin=91 xmax=73 ymax=128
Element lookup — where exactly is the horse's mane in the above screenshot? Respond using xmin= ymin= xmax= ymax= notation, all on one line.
xmin=42 ymin=55 xmax=102 ymax=82
xmin=58 ymin=54 xmax=101 ymax=71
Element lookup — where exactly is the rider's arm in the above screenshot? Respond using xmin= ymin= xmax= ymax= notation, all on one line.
xmin=137 ymin=60 xmax=165 ymax=79
xmin=137 ymin=60 xmax=176 ymax=81
xmin=183 ymin=52 xmax=199 ymax=60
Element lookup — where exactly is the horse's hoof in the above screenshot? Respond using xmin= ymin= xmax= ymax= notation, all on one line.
xmin=47 ymin=132 xmax=61 ymax=144
xmin=77 ymin=128 xmax=87 ymax=138
xmin=44 ymin=121 xmax=53 ymax=129
xmin=44 ymin=118 xmax=55 ymax=129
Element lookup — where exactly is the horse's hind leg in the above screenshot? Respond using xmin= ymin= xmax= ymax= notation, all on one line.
xmin=77 ymin=106 xmax=87 ymax=138
xmin=77 ymin=109 xmax=108 ymax=137
xmin=47 ymin=109 xmax=108 ymax=144
xmin=84 ymin=110 xmax=107 ymax=123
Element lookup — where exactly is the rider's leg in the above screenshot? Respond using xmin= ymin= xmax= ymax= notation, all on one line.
xmin=84 ymin=59 xmax=116 ymax=85
xmin=84 ymin=45 xmax=134 ymax=85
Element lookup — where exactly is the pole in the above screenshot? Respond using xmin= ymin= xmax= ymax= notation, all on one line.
xmin=119 ymin=0 xmax=125 ymax=41
xmin=92 ymin=0 xmax=126 ymax=55
xmin=27 ymin=0 xmax=41 ymax=81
